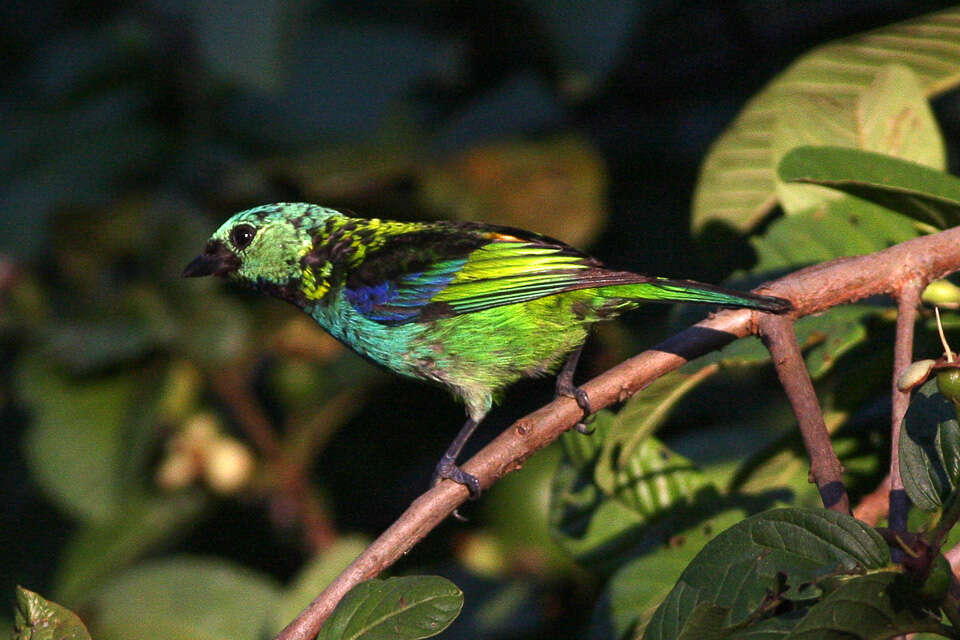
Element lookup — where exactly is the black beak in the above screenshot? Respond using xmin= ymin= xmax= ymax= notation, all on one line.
xmin=183 ymin=240 xmax=241 ymax=277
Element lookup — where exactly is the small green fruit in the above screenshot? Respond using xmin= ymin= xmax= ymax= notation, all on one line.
xmin=937 ymin=368 xmax=960 ymax=402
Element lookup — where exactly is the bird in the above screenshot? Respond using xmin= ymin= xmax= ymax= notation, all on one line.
xmin=184 ymin=202 xmax=792 ymax=498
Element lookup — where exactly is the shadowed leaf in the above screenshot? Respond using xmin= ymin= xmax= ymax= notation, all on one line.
xmin=645 ymin=508 xmax=889 ymax=639
xmin=900 ymin=378 xmax=960 ymax=511
xmin=550 ymin=377 xmax=716 ymax=573
xmin=53 ymin=493 xmax=208 ymax=607
xmin=590 ymin=508 xmax=748 ymax=640
xmin=89 ymin=557 xmax=280 ymax=640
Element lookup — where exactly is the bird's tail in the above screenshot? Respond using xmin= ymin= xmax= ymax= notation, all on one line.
xmin=618 ymin=277 xmax=793 ymax=313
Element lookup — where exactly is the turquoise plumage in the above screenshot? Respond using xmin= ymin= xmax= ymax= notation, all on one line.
xmin=185 ymin=203 xmax=791 ymax=496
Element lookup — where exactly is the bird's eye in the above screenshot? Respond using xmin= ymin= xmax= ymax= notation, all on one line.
xmin=230 ymin=224 xmax=257 ymax=250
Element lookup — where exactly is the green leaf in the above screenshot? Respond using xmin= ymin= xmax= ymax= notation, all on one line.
xmin=785 ymin=571 xmax=942 ymax=639
xmin=88 ymin=557 xmax=281 ymax=640
xmin=18 ymin=356 xmax=139 ymax=522
xmin=53 ymin=493 xmax=208 ymax=606
xmin=481 ymin=442 xmax=573 ymax=572
xmin=772 ymin=64 xmax=943 ymax=216
xmin=675 ymin=601 xmax=730 ymax=640
xmin=316 ymin=576 xmax=463 ymax=640
xmin=43 ymin=288 xmax=179 ymax=375
xmin=692 ymin=7 xmax=960 ymax=233
xmin=274 ymin=536 xmax=371 ymax=634
xmin=550 ymin=375 xmax=723 ymax=572
xmin=592 ymin=509 xmax=749 ymax=640
xmin=595 ymin=370 xmax=716 ymax=505
xmin=780 ymin=146 xmax=960 ymax=230
xmin=900 ymin=378 xmax=960 ymax=511
xmin=750 ymin=198 xmax=919 ymax=273
xmin=14 ymin=587 xmax=92 ymax=640
xmin=645 ymin=508 xmax=889 ymax=640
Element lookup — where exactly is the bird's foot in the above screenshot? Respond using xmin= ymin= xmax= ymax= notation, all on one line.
xmin=432 ymin=455 xmax=481 ymax=522
xmin=556 ymin=383 xmax=595 ymax=435
xmin=432 ymin=455 xmax=482 ymax=499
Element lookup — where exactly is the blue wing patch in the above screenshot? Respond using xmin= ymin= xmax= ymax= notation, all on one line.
xmin=344 ymin=258 xmax=468 ymax=324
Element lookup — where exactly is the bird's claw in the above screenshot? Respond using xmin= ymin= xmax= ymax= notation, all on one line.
xmin=574 ymin=420 xmax=595 ymax=435
xmin=432 ymin=456 xmax=482 ymax=499
xmin=557 ymin=384 xmax=594 ymax=435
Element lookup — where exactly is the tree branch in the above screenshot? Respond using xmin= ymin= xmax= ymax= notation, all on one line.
xmin=275 ymin=225 xmax=960 ymax=640
xmin=759 ymin=314 xmax=849 ymax=512
xmin=890 ymin=279 xmax=926 ymax=532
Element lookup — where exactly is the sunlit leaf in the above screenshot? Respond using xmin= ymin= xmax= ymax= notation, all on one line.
xmin=772 ymin=64 xmax=943 ymax=215
xmin=692 ymin=6 xmax=960 ymax=233
xmin=751 ymin=198 xmax=919 ymax=273
xmin=316 ymin=576 xmax=463 ymax=640
xmin=14 ymin=587 xmax=92 ymax=640
xmin=780 ymin=145 xmax=960 ymax=229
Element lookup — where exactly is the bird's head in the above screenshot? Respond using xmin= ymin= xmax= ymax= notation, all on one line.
xmin=183 ymin=202 xmax=342 ymax=289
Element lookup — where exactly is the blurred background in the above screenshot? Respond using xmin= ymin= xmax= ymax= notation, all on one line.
xmin=4 ymin=1 xmax=960 ymax=638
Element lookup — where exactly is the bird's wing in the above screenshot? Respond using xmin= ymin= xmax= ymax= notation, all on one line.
xmin=342 ymin=224 xmax=648 ymax=325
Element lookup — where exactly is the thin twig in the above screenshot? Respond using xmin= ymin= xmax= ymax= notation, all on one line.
xmin=211 ymin=367 xmax=282 ymax=458
xmin=759 ymin=315 xmax=849 ymax=513
xmin=211 ymin=365 xmax=338 ymax=551
xmin=275 ymin=224 xmax=960 ymax=640
xmin=890 ymin=279 xmax=925 ymax=532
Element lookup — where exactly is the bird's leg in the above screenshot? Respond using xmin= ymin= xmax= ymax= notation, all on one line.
xmin=555 ymin=344 xmax=594 ymax=434
xmin=432 ymin=417 xmax=482 ymax=499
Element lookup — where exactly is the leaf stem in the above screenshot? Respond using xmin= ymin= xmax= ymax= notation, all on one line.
xmin=938 ymin=306 xmax=955 ymax=363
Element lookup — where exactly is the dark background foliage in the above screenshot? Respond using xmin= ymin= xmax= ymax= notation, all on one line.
xmin=4 ymin=1 xmax=960 ymax=638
